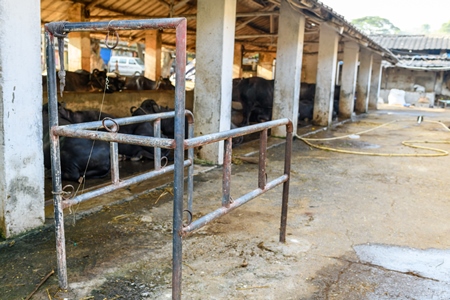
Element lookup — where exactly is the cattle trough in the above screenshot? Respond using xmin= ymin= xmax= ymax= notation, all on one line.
xmin=44 ymin=18 xmax=292 ymax=299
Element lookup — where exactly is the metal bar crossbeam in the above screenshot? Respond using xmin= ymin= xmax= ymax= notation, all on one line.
xmin=184 ymin=118 xmax=290 ymax=148
xmin=183 ymin=174 xmax=289 ymax=234
xmin=62 ymin=159 xmax=192 ymax=209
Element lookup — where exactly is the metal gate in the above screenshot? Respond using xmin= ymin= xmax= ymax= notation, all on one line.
xmin=44 ymin=18 xmax=292 ymax=300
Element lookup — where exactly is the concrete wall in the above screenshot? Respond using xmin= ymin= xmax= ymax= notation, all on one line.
xmin=382 ymin=67 xmax=436 ymax=92
xmin=43 ymin=91 xmax=194 ymax=117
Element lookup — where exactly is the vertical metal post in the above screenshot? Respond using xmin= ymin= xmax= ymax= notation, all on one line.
xmin=45 ymin=29 xmax=68 ymax=289
xmin=172 ymin=19 xmax=187 ymax=300
xmin=222 ymin=137 xmax=232 ymax=208
xmin=279 ymin=126 xmax=293 ymax=243
xmin=258 ymin=129 xmax=268 ymax=189
xmin=187 ymin=117 xmax=195 ymax=213
xmin=153 ymin=119 xmax=162 ymax=170
xmin=110 ymin=142 xmax=120 ymax=184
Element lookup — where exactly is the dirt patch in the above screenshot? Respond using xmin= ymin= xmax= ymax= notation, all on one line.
xmin=2 ymin=106 xmax=450 ymax=299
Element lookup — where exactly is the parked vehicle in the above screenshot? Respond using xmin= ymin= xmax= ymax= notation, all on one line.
xmin=108 ymin=56 xmax=145 ymax=76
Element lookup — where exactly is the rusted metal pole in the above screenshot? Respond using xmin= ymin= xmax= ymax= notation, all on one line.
xmin=222 ymin=137 xmax=232 ymax=208
xmin=279 ymin=122 xmax=293 ymax=243
xmin=186 ymin=113 xmax=195 ymax=213
xmin=172 ymin=18 xmax=187 ymax=300
xmin=45 ymin=29 xmax=68 ymax=289
xmin=110 ymin=142 xmax=119 ymax=184
xmin=153 ymin=119 xmax=162 ymax=170
xmin=258 ymin=129 xmax=268 ymax=189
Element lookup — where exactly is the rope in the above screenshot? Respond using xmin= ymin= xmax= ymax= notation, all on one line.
xmin=296 ymin=118 xmax=450 ymax=157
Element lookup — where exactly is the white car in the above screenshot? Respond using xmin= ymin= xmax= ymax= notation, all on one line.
xmin=108 ymin=56 xmax=145 ymax=76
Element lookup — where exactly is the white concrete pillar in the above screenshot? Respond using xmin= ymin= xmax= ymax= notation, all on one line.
xmin=369 ymin=54 xmax=383 ymax=109
xmin=313 ymin=23 xmax=339 ymax=127
xmin=194 ymin=0 xmax=236 ymax=164
xmin=68 ymin=3 xmax=90 ymax=71
xmin=355 ymin=48 xmax=373 ymax=113
xmin=145 ymin=30 xmax=162 ymax=80
xmin=233 ymin=43 xmax=243 ymax=78
xmin=272 ymin=0 xmax=305 ymax=137
xmin=257 ymin=52 xmax=276 ymax=79
xmin=434 ymin=71 xmax=443 ymax=96
xmin=161 ymin=48 xmax=174 ymax=78
xmin=0 ymin=0 xmax=44 ymax=238
xmin=339 ymin=41 xmax=359 ymax=119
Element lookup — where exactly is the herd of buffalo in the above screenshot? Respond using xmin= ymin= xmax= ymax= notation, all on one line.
xmin=42 ymin=99 xmax=173 ymax=182
xmin=42 ymin=69 xmax=175 ymax=93
xmin=232 ymin=76 xmax=341 ymax=126
xmin=42 ymin=70 xmax=341 ymax=182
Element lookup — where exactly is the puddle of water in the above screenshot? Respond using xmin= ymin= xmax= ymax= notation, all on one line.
xmin=354 ymin=244 xmax=450 ymax=282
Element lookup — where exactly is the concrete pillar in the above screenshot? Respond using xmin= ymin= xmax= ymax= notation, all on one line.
xmin=355 ymin=48 xmax=373 ymax=113
xmin=434 ymin=71 xmax=444 ymax=95
xmin=272 ymin=0 xmax=305 ymax=137
xmin=194 ymin=0 xmax=236 ymax=164
xmin=145 ymin=30 xmax=162 ymax=80
xmin=257 ymin=52 xmax=276 ymax=79
xmin=0 ymin=0 xmax=44 ymax=238
xmin=161 ymin=48 xmax=175 ymax=78
xmin=68 ymin=3 xmax=90 ymax=71
xmin=313 ymin=23 xmax=339 ymax=127
xmin=233 ymin=43 xmax=243 ymax=78
xmin=339 ymin=41 xmax=359 ymax=119
xmin=369 ymin=54 xmax=383 ymax=109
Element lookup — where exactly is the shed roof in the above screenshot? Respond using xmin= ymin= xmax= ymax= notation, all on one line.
xmin=41 ymin=0 xmax=397 ymax=63
xmin=370 ymin=35 xmax=450 ymax=70
xmin=371 ymin=35 xmax=450 ymax=51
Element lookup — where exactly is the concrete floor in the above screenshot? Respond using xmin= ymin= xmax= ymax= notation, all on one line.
xmin=1 ymin=104 xmax=450 ymax=299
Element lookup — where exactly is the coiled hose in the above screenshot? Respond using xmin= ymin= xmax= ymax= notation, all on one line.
xmin=296 ymin=118 xmax=450 ymax=157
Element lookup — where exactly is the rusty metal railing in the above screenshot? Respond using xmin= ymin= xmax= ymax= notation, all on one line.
xmin=182 ymin=119 xmax=293 ymax=239
xmin=44 ymin=18 xmax=292 ymax=300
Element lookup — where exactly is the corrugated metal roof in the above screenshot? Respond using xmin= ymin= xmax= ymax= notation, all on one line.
xmin=395 ymin=55 xmax=450 ymax=69
xmin=40 ymin=0 xmax=396 ymax=62
xmin=371 ymin=35 xmax=450 ymax=50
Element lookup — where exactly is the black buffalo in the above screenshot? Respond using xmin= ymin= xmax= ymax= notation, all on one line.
xmin=57 ymin=105 xmax=170 ymax=161
xmin=42 ymin=69 xmax=120 ymax=93
xmin=123 ymin=76 xmax=175 ymax=91
xmin=124 ymin=75 xmax=158 ymax=90
xmin=42 ymin=103 xmax=110 ymax=182
xmin=297 ymin=83 xmax=341 ymax=123
xmin=43 ymin=103 xmax=170 ymax=181
xmin=157 ymin=77 xmax=176 ymax=90
xmin=117 ymin=121 xmax=171 ymax=161
xmin=232 ymin=77 xmax=274 ymax=126
xmin=130 ymin=99 xmax=189 ymax=139
xmin=90 ymin=69 xmax=125 ymax=93
xmin=231 ymin=78 xmax=341 ymax=127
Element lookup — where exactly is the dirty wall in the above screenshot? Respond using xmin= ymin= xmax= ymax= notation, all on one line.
xmin=42 ymin=90 xmax=194 ymax=117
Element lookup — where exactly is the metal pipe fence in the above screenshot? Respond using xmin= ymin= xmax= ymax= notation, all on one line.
xmin=44 ymin=18 xmax=292 ymax=300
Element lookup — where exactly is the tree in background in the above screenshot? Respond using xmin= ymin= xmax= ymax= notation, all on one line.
xmin=351 ymin=16 xmax=400 ymax=35
xmin=440 ymin=21 xmax=450 ymax=33
xmin=420 ymin=24 xmax=431 ymax=34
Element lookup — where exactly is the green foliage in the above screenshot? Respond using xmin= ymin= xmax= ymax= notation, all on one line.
xmin=351 ymin=16 xmax=400 ymax=35
xmin=420 ymin=24 xmax=431 ymax=34
xmin=440 ymin=21 xmax=450 ymax=33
